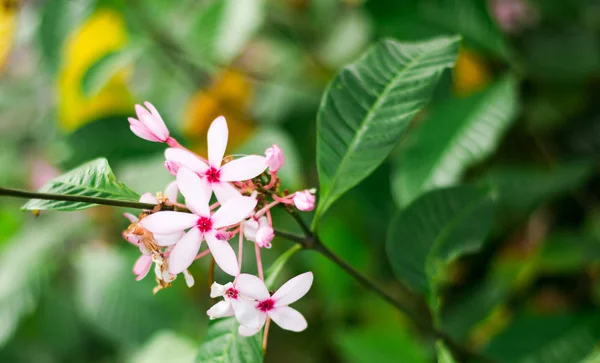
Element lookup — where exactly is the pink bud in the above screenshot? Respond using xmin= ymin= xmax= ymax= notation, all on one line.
xmin=293 ymin=190 xmax=316 ymax=211
xmin=133 ymin=255 xmax=153 ymax=281
xmin=265 ymin=144 xmax=284 ymax=173
xmin=215 ymin=230 xmax=231 ymax=241
xmin=165 ymin=160 xmax=180 ymax=176
xmin=256 ymin=225 xmax=274 ymax=248
xmin=128 ymin=102 xmax=170 ymax=143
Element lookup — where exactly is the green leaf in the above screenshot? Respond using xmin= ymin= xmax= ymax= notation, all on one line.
xmin=81 ymin=46 xmax=141 ymax=97
xmin=0 ymin=215 xmax=84 ymax=347
xmin=265 ymin=244 xmax=302 ymax=289
xmin=436 ymin=341 xmax=457 ymax=363
xmin=131 ymin=331 xmax=198 ymax=363
xmin=367 ymin=0 xmax=510 ymax=59
xmin=38 ymin=0 xmax=80 ymax=74
xmin=74 ymin=245 xmax=197 ymax=345
xmin=22 ymin=158 xmax=140 ymax=211
xmin=479 ymin=161 xmax=594 ymax=213
xmin=392 ymin=76 xmax=519 ymax=207
xmin=187 ymin=0 xmax=264 ymax=65
xmin=314 ymin=36 xmax=460 ymax=227
xmin=484 ymin=313 xmax=600 ymax=363
xmin=386 ymin=186 xmax=494 ymax=297
xmin=196 ymin=318 xmax=262 ymax=363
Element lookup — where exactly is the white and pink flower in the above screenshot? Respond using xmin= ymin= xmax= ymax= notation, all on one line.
xmin=235 ymin=272 xmax=313 ymax=336
xmin=128 ymin=102 xmax=172 ymax=144
xmin=140 ymin=167 xmax=257 ymax=276
xmin=164 ymin=116 xmax=267 ymax=203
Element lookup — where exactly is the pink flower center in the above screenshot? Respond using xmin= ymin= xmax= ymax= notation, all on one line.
xmin=225 ymin=288 xmax=239 ymax=300
xmin=196 ymin=217 xmax=213 ymax=232
xmin=257 ymin=299 xmax=275 ymax=312
xmin=206 ymin=167 xmax=221 ymax=183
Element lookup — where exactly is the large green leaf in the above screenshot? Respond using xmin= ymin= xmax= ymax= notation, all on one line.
xmin=0 ymin=215 xmax=84 ymax=347
xmin=81 ymin=46 xmax=142 ymax=97
xmin=484 ymin=313 xmax=600 ymax=363
xmin=386 ymin=186 xmax=494 ymax=297
xmin=22 ymin=158 xmax=140 ymax=211
xmin=392 ymin=76 xmax=519 ymax=207
xmin=196 ymin=318 xmax=262 ymax=363
xmin=436 ymin=341 xmax=457 ymax=363
xmin=479 ymin=161 xmax=594 ymax=213
xmin=367 ymin=0 xmax=510 ymax=59
xmin=314 ymin=36 xmax=460 ymax=226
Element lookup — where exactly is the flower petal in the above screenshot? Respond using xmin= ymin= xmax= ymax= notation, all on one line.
xmin=133 ymin=255 xmax=152 ymax=281
xmin=212 ymin=196 xmax=257 ymax=229
xmin=164 ymin=148 xmax=209 ymax=174
xmin=238 ymin=312 xmax=267 ymax=336
xmin=140 ymin=211 xmax=198 ymax=234
xmin=210 ymin=281 xmax=230 ymax=298
xmin=231 ymin=298 xmax=260 ymax=328
xmin=143 ymin=101 xmax=169 ymax=139
xmin=130 ymin=122 xmax=159 ymax=142
xmin=164 ymin=181 xmax=179 ymax=203
xmin=139 ymin=192 xmax=158 ymax=205
xmin=272 ymin=272 xmax=313 ymax=306
xmin=207 ymin=116 xmax=228 ymax=168
xmin=183 ymin=270 xmax=195 ymax=287
xmin=207 ymin=300 xmax=234 ymax=320
xmin=123 ymin=213 xmax=138 ymax=223
xmin=168 ymin=227 xmax=203 ymax=274
xmin=212 ymin=181 xmax=241 ymax=204
xmin=177 ymin=167 xmax=210 ymax=217
xmin=268 ymin=306 xmax=307 ymax=332
xmin=205 ymin=232 xmax=239 ymax=276
xmin=220 ymin=156 xmax=267 ymax=182
xmin=153 ymin=231 xmax=184 ymax=246
xmin=236 ymin=273 xmax=270 ymax=301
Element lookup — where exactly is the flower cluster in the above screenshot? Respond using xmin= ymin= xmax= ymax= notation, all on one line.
xmin=123 ymin=102 xmax=316 ymax=335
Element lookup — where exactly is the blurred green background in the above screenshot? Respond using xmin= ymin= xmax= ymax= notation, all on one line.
xmin=1 ymin=0 xmax=600 ymax=362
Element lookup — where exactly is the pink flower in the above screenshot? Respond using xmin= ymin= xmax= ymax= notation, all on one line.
xmin=128 ymin=102 xmax=171 ymax=143
xmin=207 ymin=281 xmax=260 ymax=328
xmin=236 ymin=272 xmax=313 ymax=336
xmin=243 ymin=216 xmax=273 ymax=248
xmin=140 ymin=167 xmax=257 ymax=276
xmin=293 ymin=190 xmax=316 ymax=211
xmin=164 ymin=116 xmax=267 ymax=203
xmin=265 ymin=144 xmax=284 ymax=173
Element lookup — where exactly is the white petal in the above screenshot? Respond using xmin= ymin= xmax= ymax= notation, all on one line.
xmin=238 ymin=313 xmax=267 ymax=336
xmin=143 ymin=101 xmax=169 ymax=139
xmin=231 ymin=298 xmax=260 ymax=328
xmin=212 ymin=182 xmax=241 ymax=204
xmin=177 ymin=167 xmax=210 ymax=217
xmin=168 ymin=227 xmax=202 ymax=274
xmin=207 ymin=116 xmax=228 ymax=168
xmin=243 ymin=218 xmax=259 ymax=242
xmin=207 ymin=300 xmax=234 ymax=319
xmin=268 ymin=306 xmax=307 ymax=332
xmin=205 ymin=232 xmax=239 ymax=276
xmin=272 ymin=272 xmax=313 ymax=306
xmin=210 ymin=282 xmax=229 ymax=298
xmin=164 ymin=181 xmax=179 ymax=203
xmin=123 ymin=213 xmax=138 ymax=223
xmin=140 ymin=211 xmax=198 ymax=234
xmin=220 ymin=156 xmax=267 ymax=182
xmin=139 ymin=192 xmax=158 ymax=205
xmin=212 ymin=196 xmax=257 ymax=229
xmin=183 ymin=270 xmax=195 ymax=287
xmin=236 ymin=273 xmax=270 ymax=301
xmin=164 ymin=148 xmax=209 ymax=174
xmin=153 ymin=231 xmax=184 ymax=246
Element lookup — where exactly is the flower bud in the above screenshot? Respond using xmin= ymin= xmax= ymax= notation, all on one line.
xmin=265 ymin=144 xmax=284 ymax=173
xmin=128 ymin=102 xmax=171 ymax=143
xmin=165 ymin=160 xmax=180 ymax=176
xmin=293 ymin=190 xmax=316 ymax=211
xmin=215 ymin=230 xmax=231 ymax=241
xmin=255 ymin=225 xmax=274 ymax=248
xmin=243 ymin=217 xmax=262 ymax=241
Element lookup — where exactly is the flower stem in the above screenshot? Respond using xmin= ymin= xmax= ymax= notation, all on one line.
xmin=255 ymin=243 xmax=264 ymax=281
xmin=262 ymin=317 xmax=271 ymax=355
